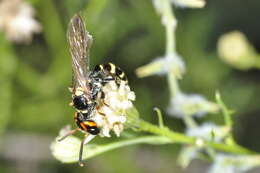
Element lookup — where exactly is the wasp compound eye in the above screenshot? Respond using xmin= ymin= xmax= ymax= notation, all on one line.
xmin=73 ymin=95 xmax=88 ymax=110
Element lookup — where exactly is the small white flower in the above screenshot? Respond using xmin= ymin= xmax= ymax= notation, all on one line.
xmin=208 ymin=154 xmax=259 ymax=173
xmin=186 ymin=122 xmax=228 ymax=142
xmin=171 ymin=0 xmax=205 ymax=8
xmin=167 ymin=92 xmax=219 ymax=118
xmin=136 ymin=54 xmax=185 ymax=78
xmin=0 ymin=0 xmax=41 ymax=43
xmin=178 ymin=145 xmax=199 ymax=168
xmin=164 ymin=53 xmax=186 ymax=78
xmin=92 ymin=80 xmax=135 ymax=137
xmin=178 ymin=123 xmax=229 ymax=168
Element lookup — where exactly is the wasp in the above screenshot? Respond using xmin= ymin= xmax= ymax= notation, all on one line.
xmin=58 ymin=14 xmax=128 ymax=166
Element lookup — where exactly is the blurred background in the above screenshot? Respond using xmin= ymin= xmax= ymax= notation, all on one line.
xmin=1 ymin=0 xmax=260 ymax=172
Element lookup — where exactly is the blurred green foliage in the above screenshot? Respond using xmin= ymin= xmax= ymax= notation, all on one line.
xmin=1 ymin=0 xmax=260 ymax=173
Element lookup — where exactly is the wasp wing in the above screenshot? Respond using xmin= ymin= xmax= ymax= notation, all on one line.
xmin=67 ymin=14 xmax=93 ymax=91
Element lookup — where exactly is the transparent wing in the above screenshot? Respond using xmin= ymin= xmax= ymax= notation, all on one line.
xmin=67 ymin=14 xmax=93 ymax=90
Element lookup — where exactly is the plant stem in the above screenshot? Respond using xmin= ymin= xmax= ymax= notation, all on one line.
xmin=138 ymin=119 xmax=257 ymax=155
xmin=83 ymin=136 xmax=173 ymax=161
xmin=139 ymin=119 xmax=195 ymax=144
xmin=0 ymin=34 xmax=16 ymax=135
xmin=183 ymin=114 xmax=198 ymax=128
xmin=37 ymin=0 xmax=70 ymax=96
xmin=216 ymin=92 xmax=233 ymax=128
xmin=167 ymin=71 xmax=180 ymax=97
xmin=163 ymin=0 xmax=180 ymax=98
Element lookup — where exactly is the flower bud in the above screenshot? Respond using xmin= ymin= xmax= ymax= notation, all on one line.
xmin=218 ymin=31 xmax=260 ymax=70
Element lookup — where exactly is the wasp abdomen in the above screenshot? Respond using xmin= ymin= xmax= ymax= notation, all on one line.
xmin=75 ymin=112 xmax=100 ymax=135
xmin=84 ymin=120 xmax=100 ymax=135
xmin=93 ymin=63 xmax=128 ymax=84
xmin=104 ymin=63 xmax=127 ymax=82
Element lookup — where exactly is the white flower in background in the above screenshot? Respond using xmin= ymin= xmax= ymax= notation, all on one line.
xmin=164 ymin=53 xmax=185 ymax=78
xmin=178 ymin=123 xmax=229 ymax=168
xmin=152 ymin=0 xmax=205 ymax=16
xmin=167 ymin=92 xmax=219 ymax=118
xmin=171 ymin=0 xmax=205 ymax=8
xmin=136 ymin=54 xmax=185 ymax=78
xmin=208 ymin=154 xmax=260 ymax=173
xmin=135 ymin=57 xmax=165 ymax=78
xmin=93 ymin=80 xmax=135 ymax=137
xmin=0 ymin=0 xmax=41 ymax=43
xmin=178 ymin=145 xmax=199 ymax=168
xmin=217 ymin=31 xmax=258 ymax=70
xmin=186 ymin=122 xmax=229 ymax=142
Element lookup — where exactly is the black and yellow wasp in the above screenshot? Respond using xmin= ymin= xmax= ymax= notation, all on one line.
xmin=58 ymin=14 xmax=127 ymax=166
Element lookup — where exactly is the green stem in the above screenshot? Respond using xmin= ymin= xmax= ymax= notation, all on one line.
xmin=82 ymin=136 xmax=173 ymax=160
xmin=163 ymin=0 xmax=176 ymax=54
xmin=216 ymin=92 xmax=233 ymax=127
xmin=139 ymin=120 xmax=195 ymax=144
xmin=167 ymin=71 xmax=180 ymax=97
xmin=138 ymin=119 xmax=257 ymax=155
xmin=153 ymin=107 xmax=164 ymax=128
xmin=163 ymin=0 xmax=180 ymax=98
xmin=0 ymin=34 xmax=17 ymax=135
xmin=36 ymin=0 xmax=70 ymax=96
xmin=183 ymin=114 xmax=198 ymax=128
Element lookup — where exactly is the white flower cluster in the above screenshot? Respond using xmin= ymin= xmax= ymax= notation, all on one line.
xmin=167 ymin=92 xmax=219 ymax=118
xmin=0 ymin=0 xmax=41 ymax=43
xmin=93 ymin=80 xmax=135 ymax=137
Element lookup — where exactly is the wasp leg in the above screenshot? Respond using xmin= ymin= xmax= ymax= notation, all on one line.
xmin=58 ymin=128 xmax=79 ymax=142
xmin=78 ymin=134 xmax=90 ymax=167
xmin=103 ymin=101 xmax=110 ymax=108
xmin=96 ymin=106 xmax=106 ymax=116
xmin=99 ymin=93 xmax=112 ymax=110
